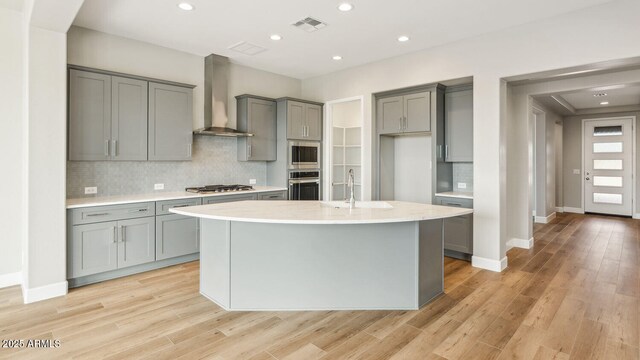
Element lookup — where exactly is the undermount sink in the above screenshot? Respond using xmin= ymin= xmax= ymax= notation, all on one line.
xmin=320 ymin=201 xmax=394 ymax=209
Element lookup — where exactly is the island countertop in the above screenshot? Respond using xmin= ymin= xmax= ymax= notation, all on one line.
xmin=170 ymin=200 xmax=473 ymax=225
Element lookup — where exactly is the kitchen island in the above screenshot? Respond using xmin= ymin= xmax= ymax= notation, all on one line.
xmin=171 ymin=200 xmax=472 ymax=311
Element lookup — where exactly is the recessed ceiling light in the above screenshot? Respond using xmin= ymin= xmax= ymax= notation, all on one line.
xmin=177 ymin=2 xmax=194 ymax=11
xmin=337 ymin=3 xmax=353 ymax=12
xmin=332 ymin=55 xmax=342 ymax=61
xmin=270 ymin=34 xmax=282 ymax=41
xmin=397 ymin=35 xmax=410 ymax=42
xmin=600 ymin=101 xmax=610 ymax=105
xmin=593 ymin=93 xmax=608 ymax=97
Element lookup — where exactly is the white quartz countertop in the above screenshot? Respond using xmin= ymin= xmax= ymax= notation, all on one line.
xmin=66 ymin=186 xmax=288 ymax=209
xmin=170 ymin=200 xmax=473 ymax=225
xmin=435 ymin=191 xmax=474 ymax=200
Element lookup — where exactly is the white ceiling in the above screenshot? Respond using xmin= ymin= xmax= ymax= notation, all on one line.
xmin=73 ymin=0 xmax=613 ymax=79
xmin=534 ymin=83 xmax=640 ymax=115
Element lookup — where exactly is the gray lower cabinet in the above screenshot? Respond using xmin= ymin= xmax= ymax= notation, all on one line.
xmin=282 ymin=99 xmax=323 ymax=141
xmin=444 ymin=88 xmax=473 ymax=162
xmin=148 ymin=82 xmax=194 ymax=161
xmin=258 ymin=191 xmax=287 ymax=200
xmin=434 ymin=196 xmax=473 ymax=256
xmin=69 ymin=216 xmax=155 ymax=278
xmin=155 ymin=197 xmax=202 ymax=260
xmin=236 ymin=95 xmax=277 ymax=161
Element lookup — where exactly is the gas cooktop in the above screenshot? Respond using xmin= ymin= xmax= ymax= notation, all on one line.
xmin=185 ymin=184 xmax=253 ymax=194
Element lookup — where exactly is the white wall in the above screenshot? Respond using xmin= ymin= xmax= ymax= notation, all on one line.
xmin=301 ymin=0 xmax=640 ymax=270
xmin=0 ymin=7 xmax=24 ymax=284
xmin=67 ymin=26 xmax=301 ymax=131
xmin=394 ymin=136 xmax=432 ymax=204
xmin=555 ymin=122 xmax=563 ymax=209
xmin=532 ymin=100 xmax=561 ymax=219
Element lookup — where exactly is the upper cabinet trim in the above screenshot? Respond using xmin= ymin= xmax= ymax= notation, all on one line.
xmin=67 ymin=64 xmax=197 ymax=89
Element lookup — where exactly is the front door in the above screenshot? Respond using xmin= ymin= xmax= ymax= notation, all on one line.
xmin=584 ymin=118 xmax=633 ymax=216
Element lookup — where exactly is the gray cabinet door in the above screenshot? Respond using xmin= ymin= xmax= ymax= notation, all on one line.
xmin=117 ymin=217 xmax=155 ymax=269
xmin=404 ymin=91 xmax=431 ymax=133
xmin=148 ymin=82 xmax=193 ymax=161
xmin=443 ymin=214 xmax=473 ymax=254
xmin=68 ymin=69 xmax=112 ymax=161
xmin=156 ymin=214 xmax=199 ymax=260
xmin=111 ymin=76 xmax=148 ymax=161
xmin=445 ymin=89 xmax=473 ymax=162
xmin=377 ymin=96 xmax=403 ymax=134
xmin=286 ymin=101 xmax=306 ymax=140
xmin=305 ymin=104 xmax=322 ymax=141
xmin=69 ymin=221 xmax=118 ymax=278
xmin=246 ymin=98 xmax=277 ymax=161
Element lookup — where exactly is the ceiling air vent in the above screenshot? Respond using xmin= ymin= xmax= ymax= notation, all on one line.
xmin=292 ymin=16 xmax=327 ymax=32
xmin=228 ymin=41 xmax=267 ymax=56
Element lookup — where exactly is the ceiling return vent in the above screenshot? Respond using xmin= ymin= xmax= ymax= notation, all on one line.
xmin=228 ymin=41 xmax=267 ymax=56
xmin=292 ymin=16 xmax=327 ymax=32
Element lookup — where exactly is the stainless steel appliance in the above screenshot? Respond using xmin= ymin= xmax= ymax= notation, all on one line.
xmin=186 ymin=184 xmax=253 ymax=194
xmin=288 ymin=171 xmax=320 ymax=200
xmin=288 ymin=141 xmax=320 ymax=170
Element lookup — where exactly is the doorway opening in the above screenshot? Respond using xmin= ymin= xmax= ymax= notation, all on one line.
xmin=324 ymin=97 xmax=364 ymax=201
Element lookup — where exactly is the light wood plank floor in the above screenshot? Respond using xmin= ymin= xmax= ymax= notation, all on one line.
xmin=1 ymin=213 xmax=638 ymax=359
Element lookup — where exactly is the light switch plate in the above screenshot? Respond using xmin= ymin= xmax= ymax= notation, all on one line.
xmin=457 ymin=182 xmax=467 ymax=189
xmin=84 ymin=186 xmax=97 ymax=195
xmin=573 ymin=169 xmax=581 ymax=175
xmin=154 ymin=183 xmax=165 ymax=190
xmin=249 ymin=179 xmax=257 ymax=185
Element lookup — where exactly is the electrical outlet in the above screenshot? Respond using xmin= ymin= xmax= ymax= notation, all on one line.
xmin=249 ymin=179 xmax=257 ymax=185
xmin=573 ymin=169 xmax=581 ymax=175
xmin=457 ymin=182 xmax=467 ymax=189
xmin=84 ymin=187 xmax=97 ymax=195
xmin=154 ymin=183 xmax=165 ymax=190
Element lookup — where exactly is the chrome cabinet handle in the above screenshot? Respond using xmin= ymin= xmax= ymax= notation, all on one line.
xmin=445 ymin=145 xmax=449 ymax=160
xmin=105 ymin=140 xmax=110 ymax=157
xmin=404 ymin=116 xmax=407 ymax=129
xmin=398 ymin=118 xmax=402 ymax=130
xmin=111 ymin=140 xmax=118 ymax=157
xmin=248 ymin=145 xmax=252 ymax=158
xmin=188 ymin=143 xmax=192 ymax=157
xmin=87 ymin=212 xmax=109 ymax=217
xmin=121 ymin=226 xmax=126 ymax=242
xmin=113 ymin=226 xmax=117 ymax=243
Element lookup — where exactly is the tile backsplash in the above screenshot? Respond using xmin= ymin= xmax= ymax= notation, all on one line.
xmin=452 ymin=162 xmax=473 ymax=193
xmin=67 ymin=136 xmax=266 ymax=198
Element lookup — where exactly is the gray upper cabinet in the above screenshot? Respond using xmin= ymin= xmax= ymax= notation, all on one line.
xmin=285 ymin=99 xmax=323 ymax=141
xmin=236 ymin=96 xmax=277 ymax=161
xmin=377 ymin=96 xmax=403 ymax=134
xmin=148 ymin=82 xmax=194 ymax=161
xmin=68 ymin=69 xmax=112 ymax=161
xmin=111 ymin=76 xmax=148 ymax=161
xmin=445 ymin=88 xmax=473 ymax=162
xmin=404 ymin=92 xmax=431 ymax=133
xmin=69 ymin=67 xmax=194 ymax=162
xmin=377 ymin=91 xmax=430 ymax=135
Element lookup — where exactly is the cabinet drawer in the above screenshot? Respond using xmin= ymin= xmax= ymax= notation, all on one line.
xmin=258 ymin=191 xmax=287 ymax=200
xmin=203 ymin=193 xmax=258 ymax=204
xmin=434 ymin=196 xmax=473 ymax=209
xmin=70 ymin=202 xmax=156 ymax=225
xmin=156 ymin=198 xmax=202 ymax=215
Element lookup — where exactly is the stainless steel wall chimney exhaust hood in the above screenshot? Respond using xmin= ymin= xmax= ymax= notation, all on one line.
xmin=194 ymin=54 xmax=253 ymax=137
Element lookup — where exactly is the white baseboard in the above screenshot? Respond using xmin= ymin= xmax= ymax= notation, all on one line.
xmin=633 ymin=213 xmax=640 ymax=219
xmin=534 ymin=212 xmax=557 ymax=224
xmin=563 ymin=207 xmax=584 ymax=214
xmin=0 ymin=272 xmax=22 ymax=288
xmin=22 ymin=281 xmax=68 ymax=304
xmin=472 ymin=255 xmax=508 ymax=272
xmin=507 ymin=237 xmax=534 ymax=250
xmin=555 ymin=207 xmax=564 ymax=213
